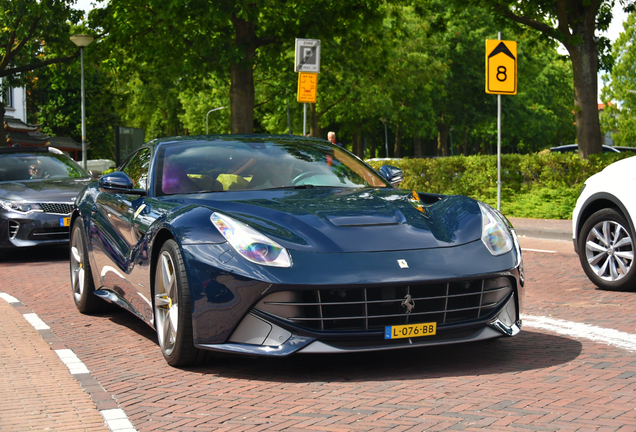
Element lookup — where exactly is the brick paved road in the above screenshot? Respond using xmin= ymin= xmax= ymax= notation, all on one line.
xmin=1 ymin=241 xmax=635 ymax=431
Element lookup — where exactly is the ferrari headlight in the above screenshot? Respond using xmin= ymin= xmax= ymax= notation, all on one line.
xmin=0 ymin=199 xmax=43 ymax=214
xmin=210 ymin=212 xmax=292 ymax=268
xmin=479 ymin=202 xmax=513 ymax=256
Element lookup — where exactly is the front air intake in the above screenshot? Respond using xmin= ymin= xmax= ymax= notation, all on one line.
xmin=256 ymin=277 xmax=514 ymax=331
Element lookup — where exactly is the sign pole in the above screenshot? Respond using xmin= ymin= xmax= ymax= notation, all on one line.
xmin=497 ymin=93 xmax=502 ymax=211
xmin=497 ymin=31 xmax=502 ymax=211
xmin=486 ymin=33 xmax=516 ymax=212
xmin=303 ymin=103 xmax=307 ymax=136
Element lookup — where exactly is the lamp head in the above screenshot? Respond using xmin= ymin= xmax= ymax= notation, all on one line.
xmin=70 ymin=34 xmax=95 ymax=47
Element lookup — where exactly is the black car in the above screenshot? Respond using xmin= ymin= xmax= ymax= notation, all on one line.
xmin=549 ymin=144 xmax=621 ymax=153
xmin=70 ymin=134 xmax=524 ymax=367
xmin=0 ymin=147 xmax=91 ymax=256
xmin=614 ymin=146 xmax=636 ymax=154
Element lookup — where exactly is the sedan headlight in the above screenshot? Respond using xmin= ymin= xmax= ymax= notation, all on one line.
xmin=479 ymin=202 xmax=513 ymax=256
xmin=211 ymin=212 xmax=292 ymax=268
xmin=0 ymin=199 xmax=43 ymax=214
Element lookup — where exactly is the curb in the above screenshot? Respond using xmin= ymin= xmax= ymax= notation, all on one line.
xmin=0 ymin=292 xmax=136 ymax=432
xmin=514 ymin=227 xmax=573 ymax=242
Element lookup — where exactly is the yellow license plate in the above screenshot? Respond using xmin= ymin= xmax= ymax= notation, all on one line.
xmin=385 ymin=322 xmax=437 ymax=339
xmin=59 ymin=217 xmax=71 ymax=227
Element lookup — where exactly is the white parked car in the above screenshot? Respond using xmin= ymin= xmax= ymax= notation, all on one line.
xmin=573 ymin=156 xmax=636 ymax=290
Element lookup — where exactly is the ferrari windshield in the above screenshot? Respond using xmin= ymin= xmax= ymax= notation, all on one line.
xmin=156 ymin=139 xmax=390 ymax=195
xmin=0 ymin=152 xmax=88 ymax=182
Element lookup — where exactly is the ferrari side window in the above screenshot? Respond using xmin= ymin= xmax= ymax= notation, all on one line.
xmin=122 ymin=148 xmax=151 ymax=190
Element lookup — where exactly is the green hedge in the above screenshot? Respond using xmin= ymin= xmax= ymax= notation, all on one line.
xmin=367 ymin=153 xmax=633 ymax=220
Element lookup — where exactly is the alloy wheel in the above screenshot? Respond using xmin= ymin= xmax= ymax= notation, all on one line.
xmin=154 ymin=251 xmax=179 ymax=356
xmin=585 ymin=219 xmax=634 ymax=282
xmin=70 ymin=227 xmax=85 ymax=303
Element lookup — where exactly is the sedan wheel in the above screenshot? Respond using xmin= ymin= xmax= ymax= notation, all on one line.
xmin=70 ymin=218 xmax=104 ymax=313
xmin=579 ymin=208 xmax=636 ymax=291
xmin=153 ymin=239 xmax=202 ymax=366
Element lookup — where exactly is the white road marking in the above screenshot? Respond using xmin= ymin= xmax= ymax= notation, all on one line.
xmin=0 ymin=292 xmax=19 ymax=303
xmin=521 ymin=248 xmax=557 ymax=253
xmin=101 ymin=409 xmax=136 ymax=431
xmin=55 ymin=349 xmax=90 ymax=375
xmin=523 ymin=314 xmax=636 ymax=352
xmin=23 ymin=313 xmax=50 ymax=330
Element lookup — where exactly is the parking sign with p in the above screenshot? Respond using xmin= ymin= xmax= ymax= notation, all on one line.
xmin=295 ymin=39 xmax=321 ymax=73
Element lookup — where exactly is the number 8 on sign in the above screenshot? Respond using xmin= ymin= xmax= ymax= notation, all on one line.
xmin=485 ymin=39 xmax=517 ymax=95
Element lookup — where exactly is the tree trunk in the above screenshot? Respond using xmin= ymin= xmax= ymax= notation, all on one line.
xmin=230 ymin=16 xmax=257 ymax=134
xmin=462 ymin=128 xmax=468 ymax=155
xmin=369 ymin=134 xmax=376 ymax=159
xmin=567 ymin=33 xmax=602 ymax=157
xmin=413 ymin=136 xmax=423 ymax=158
xmin=0 ymin=101 xmax=6 ymax=146
xmin=309 ymin=103 xmax=321 ymax=137
xmin=393 ymin=125 xmax=401 ymax=158
xmin=437 ymin=122 xmax=450 ymax=156
xmin=352 ymin=126 xmax=365 ymax=158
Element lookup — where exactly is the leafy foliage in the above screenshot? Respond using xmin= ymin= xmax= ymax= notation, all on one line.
xmin=367 ymin=152 xmax=632 ymax=219
xmin=18 ymin=1 xmax=580 ymax=164
xmin=600 ymin=10 xmax=636 ymax=146
xmin=459 ymin=0 xmax=636 ymax=157
xmin=26 ymin=58 xmax=120 ymax=160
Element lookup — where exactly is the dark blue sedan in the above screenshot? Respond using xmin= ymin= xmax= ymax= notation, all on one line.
xmin=70 ymin=135 xmax=524 ymax=366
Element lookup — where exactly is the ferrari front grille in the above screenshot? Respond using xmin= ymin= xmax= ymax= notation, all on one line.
xmin=39 ymin=203 xmax=74 ymax=214
xmin=256 ymin=277 xmax=513 ymax=331
xmin=8 ymin=221 xmax=19 ymax=239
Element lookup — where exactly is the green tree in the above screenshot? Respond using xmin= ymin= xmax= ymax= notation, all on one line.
xmin=600 ymin=11 xmax=636 ymax=145
xmin=96 ymin=0 xmax=387 ymax=135
xmin=0 ymin=0 xmax=84 ymax=144
xmin=26 ymin=56 xmax=120 ymax=160
xmin=465 ymin=0 xmax=634 ymax=158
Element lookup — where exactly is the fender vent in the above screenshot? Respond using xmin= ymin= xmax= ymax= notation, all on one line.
xmin=8 ymin=221 xmax=19 ymax=239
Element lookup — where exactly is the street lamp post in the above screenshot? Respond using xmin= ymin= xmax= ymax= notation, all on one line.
xmin=70 ymin=34 xmax=94 ymax=170
xmin=206 ymin=107 xmax=226 ymax=134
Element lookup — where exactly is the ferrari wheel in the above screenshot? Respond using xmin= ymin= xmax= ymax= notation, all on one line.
xmin=578 ymin=208 xmax=636 ymax=291
xmin=70 ymin=218 xmax=104 ymax=313
xmin=154 ymin=239 xmax=202 ymax=366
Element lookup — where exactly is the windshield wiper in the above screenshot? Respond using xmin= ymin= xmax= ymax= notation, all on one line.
xmin=259 ymin=184 xmax=323 ymax=190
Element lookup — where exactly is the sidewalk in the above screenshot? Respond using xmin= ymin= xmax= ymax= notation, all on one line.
xmin=0 ymin=217 xmax=568 ymax=432
xmin=0 ymin=293 xmax=133 ymax=432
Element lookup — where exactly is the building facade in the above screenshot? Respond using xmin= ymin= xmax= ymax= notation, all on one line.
xmin=3 ymin=85 xmax=27 ymax=123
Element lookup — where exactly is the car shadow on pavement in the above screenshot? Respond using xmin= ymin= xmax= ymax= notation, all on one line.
xmin=100 ymin=310 xmax=582 ymax=381
xmin=187 ymin=330 xmax=581 ymax=382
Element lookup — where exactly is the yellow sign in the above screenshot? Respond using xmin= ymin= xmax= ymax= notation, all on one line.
xmin=297 ymin=72 xmax=318 ymax=103
xmin=485 ymin=39 xmax=517 ymax=95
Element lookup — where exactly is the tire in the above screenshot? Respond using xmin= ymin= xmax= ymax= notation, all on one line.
xmin=578 ymin=208 xmax=636 ymax=291
xmin=70 ymin=218 xmax=105 ymax=313
xmin=154 ymin=239 xmax=205 ymax=367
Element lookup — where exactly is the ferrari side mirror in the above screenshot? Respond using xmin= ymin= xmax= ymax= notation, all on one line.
xmin=379 ymin=165 xmax=404 ymax=187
